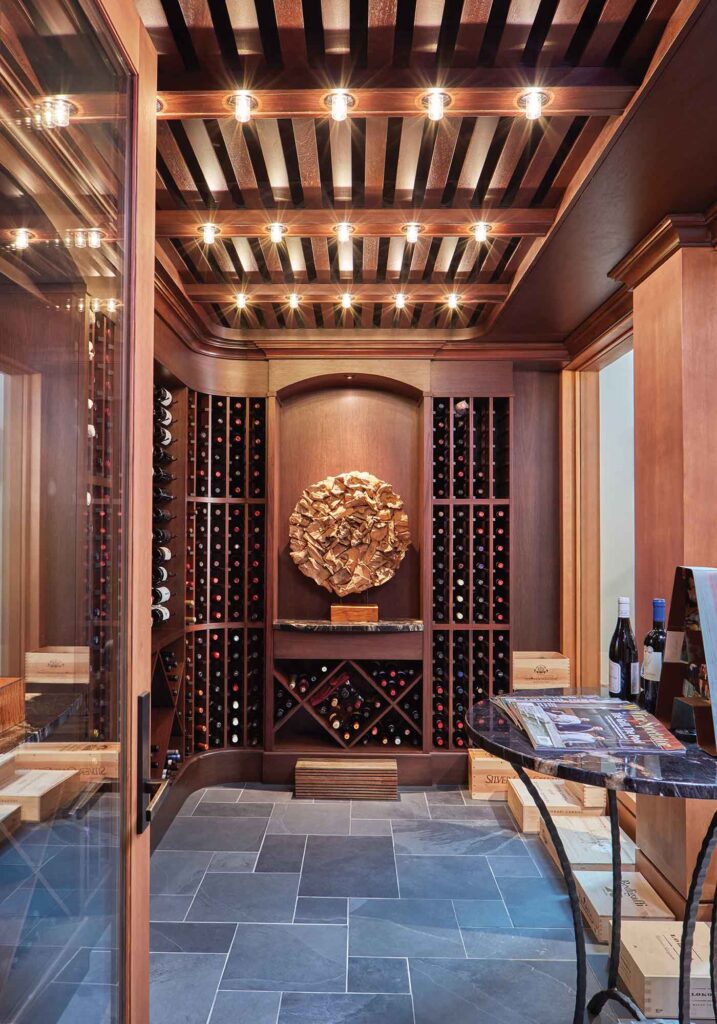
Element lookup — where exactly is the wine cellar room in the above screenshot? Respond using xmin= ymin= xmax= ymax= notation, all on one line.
xmin=3 ymin=1 xmax=717 ymax=1023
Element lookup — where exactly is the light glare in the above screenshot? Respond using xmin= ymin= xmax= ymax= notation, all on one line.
xmin=234 ymin=91 xmax=253 ymax=123
xmin=269 ymin=222 xmax=285 ymax=244
xmin=341 ymin=293 xmax=352 ymax=310
xmin=472 ymin=222 xmax=489 ymax=243
xmin=446 ymin=293 xmax=459 ymax=310
xmin=330 ymin=91 xmax=349 ymax=122
xmin=395 ymin=293 xmax=406 ymax=310
xmin=14 ymin=228 xmax=30 ymax=250
xmin=426 ymin=90 xmax=445 ymax=121
xmin=201 ymin=223 xmax=218 ymax=245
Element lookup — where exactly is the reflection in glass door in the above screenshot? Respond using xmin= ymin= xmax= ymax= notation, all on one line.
xmin=0 ymin=3 xmax=134 ymax=1020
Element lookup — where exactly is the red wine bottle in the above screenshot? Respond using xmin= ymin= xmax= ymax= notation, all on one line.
xmin=608 ymin=597 xmax=638 ymax=700
xmin=641 ymin=598 xmax=667 ymax=713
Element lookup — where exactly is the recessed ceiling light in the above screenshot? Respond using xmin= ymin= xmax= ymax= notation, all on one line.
xmin=325 ymin=90 xmax=355 ymax=122
xmin=403 ymin=222 xmax=422 ymax=244
xmin=288 ymin=293 xmax=300 ymax=309
xmin=422 ymin=89 xmax=450 ymax=121
xmin=395 ymin=293 xmax=407 ymax=310
xmin=518 ymin=88 xmax=549 ymax=120
xmin=340 ymin=293 xmax=353 ymax=310
xmin=38 ymin=96 xmax=73 ymax=129
xmin=201 ymin=223 xmax=219 ymax=245
xmin=334 ymin=222 xmax=354 ymax=244
xmin=446 ymin=293 xmax=459 ymax=310
xmin=472 ymin=222 xmax=490 ymax=244
xmin=12 ymin=228 xmax=31 ymax=250
xmin=268 ymin=222 xmax=286 ymax=244
xmin=106 ymin=298 xmax=118 ymax=314
xmin=235 ymin=292 xmax=248 ymax=310
xmin=74 ymin=228 xmax=87 ymax=248
xmin=232 ymin=91 xmax=256 ymax=124
xmin=87 ymin=228 xmax=103 ymax=249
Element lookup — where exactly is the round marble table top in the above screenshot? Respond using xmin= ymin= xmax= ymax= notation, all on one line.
xmin=465 ymin=698 xmax=717 ymax=799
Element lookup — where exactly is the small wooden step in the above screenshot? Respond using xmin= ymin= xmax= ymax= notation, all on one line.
xmin=0 ymin=769 xmax=80 ymax=822
xmin=295 ymin=758 xmax=398 ymax=801
xmin=0 ymin=803 xmax=22 ymax=842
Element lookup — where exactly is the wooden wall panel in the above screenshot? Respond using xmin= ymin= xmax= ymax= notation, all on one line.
xmin=511 ymin=369 xmax=561 ymax=652
xmin=277 ymin=387 xmax=422 ymax=621
xmin=154 ymin=315 xmax=269 ymax=394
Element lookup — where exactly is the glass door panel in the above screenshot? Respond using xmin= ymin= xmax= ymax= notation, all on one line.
xmin=0 ymin=3 xmax=133 ymax=1021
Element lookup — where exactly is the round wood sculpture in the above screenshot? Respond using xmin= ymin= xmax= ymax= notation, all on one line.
xmin=288 ymin=471 xmax=411 ymax=597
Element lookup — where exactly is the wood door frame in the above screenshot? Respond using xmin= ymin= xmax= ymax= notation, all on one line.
xmin=560 ymin=315 xmax=633 ymax=692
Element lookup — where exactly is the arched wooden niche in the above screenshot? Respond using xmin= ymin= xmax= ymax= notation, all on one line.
xmin=275 ymin=373 xmax=423 ymax=621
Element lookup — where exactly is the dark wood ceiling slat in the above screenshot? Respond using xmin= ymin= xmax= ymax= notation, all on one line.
xmin=539 ymin=113 xmax=607 ymax=205
xmin=292 ymin=118 xmax=322 ymax=206
xmin=274 ymin=0 xmax=309 ymax=63
xmin=410 ymin=0 xmax=446 ymax=64
xmin=364 ymin=117 xmax=388 ymax=206
xmin=614 ymin=0 xmax=679 ymax=73
xmin=424 ymin=119 xmax=460 ymax=205
xmin=367 ymin=0 xmax=398 ymax=66
xmin=408 ymin=234 xmax=432 ymax=281
xmin=157 ymin=121 xmax=202 ymax=204
xmin=492 ymin=0 xmax=542 ymax=66
xmin=160 ymin=0 xmax=201 ymax=70
xmin=453 ymin=0 xmax=492 ymax=64
xmin=511 ymin=115 xmax=573 ymax=203
xmin=577 ymin=0 xmax=633 ymax=64
xmin=393 ymin=0 xmax=417 ymax=67
xmin=218 ymin=120 xmax=263 ymax=207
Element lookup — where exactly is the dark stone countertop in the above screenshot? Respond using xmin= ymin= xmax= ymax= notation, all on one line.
xmin=273 ymin=618 xmax=424 ymax=634
xmin=465 ymin=699 xmax=717 ymax=799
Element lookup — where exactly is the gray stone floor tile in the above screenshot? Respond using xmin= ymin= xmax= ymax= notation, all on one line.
xmin=150 ymin=921 xmax=236 ymax=953
xmin=279 ymin=992 xmax=413 ymax=1024
xmin=222 ymin=923 xmax=347 ymax=992
xmin=391 ymin=819 xmax=522 ymax=857
xmin=294 ymin=896 xmax=347 ymax=924
xmin=150 ymin=894 xmax=194 ymax=922
xmin=487 ymin=853 xmax=541 ymax=877
xmin=200 ymin=787 xmax=244 ymax=803
xmin=150 ymin=952 xmax=226 ymax=1024
xmin=208 ymin=851 xmax=258 ymax=872
xmin=299 ymin=837 xmax=398 ymax=898
xmin=349 ymin=898 xmax=465 ymax=958
xmin=54 ymin=947 xmax=116 ymax=984
xmin=194 ymin=801 xmax=274 ymax=818
xmin=14 ymin=981 xmax=114 ymax=1023
xmin=256 ymin=835 xmax=306 ymax=873
xmin=348 ymin=956 xmax=410 ymax=993
xmin=350 ymin=819 xmax=393 ymax=836
xmin=176 ymin=790 xmax=204 ymax=816
xmin=396 ymin=855 xmax=500 ymax=900
xmin=350 ymin=793 xmax=429 ymax=820
xmin=496 ymin=876 xmax=573 ymax=928
xmin=187 ymin=872 xmax=299 ymax=923
xmin=452 ymin=899 xmax=513 ymax=928
xmin=208 ymin=989 xmax=281 ymax=1024
xmin=266 ymin=803 xmax=350 ymax=836
xmin=151 ymin=850 xmax=212 ymax=895
xmin=424 ymin=790 xmax=465 ymax=805
xmin=460 ymin=926 xmax=577 ymax=960
xmin=158 ymin=816 xmax=267 ymax=852
xmin=429 ymin=804 xmax=514 ymax=825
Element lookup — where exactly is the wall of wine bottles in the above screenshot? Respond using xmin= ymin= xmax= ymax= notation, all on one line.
xmin=184 ymin=393 xmax=266 ymax=755
xmin=431 ymin=396 xmax=512 ymax=750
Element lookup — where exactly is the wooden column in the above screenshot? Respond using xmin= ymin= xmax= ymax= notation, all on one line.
xmin=611 ymin=213 xmax=717 ymax=642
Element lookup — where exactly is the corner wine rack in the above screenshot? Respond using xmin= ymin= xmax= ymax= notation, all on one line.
xmin=431 ymin=396 xmax=512 ymax=751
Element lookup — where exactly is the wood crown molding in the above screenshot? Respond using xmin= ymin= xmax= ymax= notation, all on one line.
xmin=565 ymin=286 xmax=633 ymax=368
xmin=609 ymin=211 xmax=717 ymax=291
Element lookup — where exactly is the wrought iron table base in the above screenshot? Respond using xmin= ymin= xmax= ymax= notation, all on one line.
xmin=517 ymin=768 xmax=717 ymax=1024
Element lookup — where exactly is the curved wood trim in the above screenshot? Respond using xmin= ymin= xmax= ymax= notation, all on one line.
xmin=275 ymin=371 xmax=424 ymax=402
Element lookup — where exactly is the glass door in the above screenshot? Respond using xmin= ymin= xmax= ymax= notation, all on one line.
xmin=0 ymin=2 xmax=153 ymax=1020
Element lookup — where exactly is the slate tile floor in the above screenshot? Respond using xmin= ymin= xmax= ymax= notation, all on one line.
xmin=148 ymin=784 xmax=617 ymax=1024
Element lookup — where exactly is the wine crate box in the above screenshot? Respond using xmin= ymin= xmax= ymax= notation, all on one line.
xmin=0 ymin=753 xmax=15 ymax=787
xmin=564 ymin=780 xmax=607 ymax=813
xmin=574 ymin=870 xmax=674 ymax=943
xmin=0 ymin=769 xmax=80 ymax=822
xmin=512 ymin=651 xmax=570 ymax=690
xmin=617 ymin=791 xmax=637 ymax=841
xmin=330 ymin=605 xmax=379 ymax=624
xmin=0 ymin=803 xmax=22 ymax=843
xmin=507 ymin=778 xmax=601 ymax=834
xmin=13 ymin=742 xmax=119 ymax=784
xmin=24 ymin=646 xmax=89 ymax=688
xmin=619 ymin=920 xmax=715 ymax=1019
xmin=0 ymin=677 xmax=25 ymax=732
xmin=539 ymin=815 xmax=637 ymax=871
xmin=468 ymin=749 xmax=548 ymax=801
xmin=636 ymin=849 xmax=712 ymax=922
xmin=636 ymin=793 xmax=717 ymax=900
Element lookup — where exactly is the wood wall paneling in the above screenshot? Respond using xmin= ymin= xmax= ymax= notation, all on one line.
xmin=154 ymin=315 xmax=269 ymax=395
xmin=429 ymin=360 xmax=514 ymax=396
xmin=511 ymin=370 xmax=561 ymax=652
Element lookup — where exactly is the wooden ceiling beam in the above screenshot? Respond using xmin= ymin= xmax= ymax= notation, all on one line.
xmin=185 ymin=283 xmax=509 ymax=303
xmin=154 ymin=207 xmax=554 ymax=238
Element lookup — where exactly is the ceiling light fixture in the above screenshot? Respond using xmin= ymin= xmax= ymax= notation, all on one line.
xmin=422 ymin=89 xmax=450 ymax=121
xmin=446 ymin=293 xmax=459 ymax=310
xmin=518 ymin=88 xmax=548 ymax=121
xmin=268 ymin=222 xmax=286 ymax=244
xmin=235 ymin=292 xmax=248 ymax=310
xmin=403 ymin=222 xmax=422 ymax=245
xmin=200 ymin=223 xmax=219 ymax=245
xmin=106 ymin=298 xmax=118 ymax=314
xmin=74 ymin=228 xmax=87 ymax=248
xmin=334 ymin=222 xmax=354 ymax=244
xmin=325 ymin=90 xmax=355 ymax=122
xmin=472 ymin=221 xmax=490 ymax=244
xmin=13 ymin=228 xmax=31 ymax=250
xmin=341 ymin=293 xmax=353 ymax=310
xmin=288 ymin=293 xmax=300 ymax=310
xmin=87 ymin=228 xmax=103 ymax=249
xmin=38 ymin=96 xmax=73 ymax=129
xmin=233 ymin=91 xmax=256 ymax=124
xmin=395 ymin=293 xmax=407 ymax=310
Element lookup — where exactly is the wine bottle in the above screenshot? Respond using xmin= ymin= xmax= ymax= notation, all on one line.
xmin=608 ymin=596 xmax=639 ymax=700
xmin=151 ymin=604 xmax=170 ymax=623
xmin=641 ymin=598 xmax=667 ymax=713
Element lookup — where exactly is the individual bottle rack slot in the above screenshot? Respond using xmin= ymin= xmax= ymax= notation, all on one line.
xmin=184 ymin=632 xmax=195 ymax=758
xmin=451 ymin=631 xmax=469 ymax=748
xmin=227 ymin=629 xmax=244 ymax=746
xmin=152 ymin=383 xmax=180 ymax=628
xmin=451 ymin=506 xmax=469 ymax=624
xmin=229 ymin=398 xmax=246 ymax=497
xmin=193 ymin=631 xmax=208 ymax=752
xmin=228 ymin=506 xmax=245 ymax=622
xmin=473 ymin=397 xmax=490 ymax=498
xmin=432 ymin=398 xmax=449 ymax=499
xmin=472 ymin=631 xmax=490 ymax=704
xmin=209 ymin=629 xmax=225 ymax=747
xmin=210 ymin=398 xmax=228 ymax=497
xmin=452 ymin=398 xmax=470 ymax=499
xmin=272 ymin=660 xmax=422 ymax=750
xmin=194 ymin=393 xmax=210 ymax=498
xmin=492 ymin=505 xmax=510 ymax=625
xmin=432 ymin=507 xmax=449 ymax=622
xmin=493 ymin=397 xmax=510 ymax=499
xmin=247 ymin=505 xmax=265 ymax=622
xmin=473 ymin=506 xmax=489 ymax=624
xmin=432 ymin=631 xmax=449 ymax=749
xmin=247 ymin=627 xmax=264 ymax=747
xmin=248 ymin=399 xmax=266 ymax=498
xmin=493 ymin=630 xmax=510 ymax=694
xmin=209 ymin=504 xmax=227 ymax=622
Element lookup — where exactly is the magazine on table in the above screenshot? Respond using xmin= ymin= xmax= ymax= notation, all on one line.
xmin=492 ymin=694 xmax=685 ymax=754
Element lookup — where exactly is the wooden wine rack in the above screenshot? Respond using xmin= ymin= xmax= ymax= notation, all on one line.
xmin=431 ymin=396 xmax=512 ymax=751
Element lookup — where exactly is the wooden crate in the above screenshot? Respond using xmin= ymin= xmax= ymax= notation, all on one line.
xmin=539 ymin=815 xmax=637 ymax=871
xmin=636 ymin=849 xmax=711 ymax=922
xmin=295 ymin=758 xmax=397 ymax=800
xmin=0 ymin=678 xmax=24 ymax=732
xmin=13 ymin=742 xmax=119 ymax=783
xmin=0 ymin=769 xmax=80 ymax=822
xmin=0 ymin=803 xmax=22 ymax=843
xmin=24 ymin=646 xmax=89 ymax=687
xmin=617 ymin=791 xmax=637 ymax=841
xmin=469 ymin=749 xmax=516 ymax=800
xmin=619 ymin=920 xmax=715 ymax=1019
xmin=564 ymin=780 xmax=607 ymax=812
xmin=636 ymin=793 xmax=717 ymax=900
xmin=512 ymin=651 xmax=570 ymax=690
xmin=574 ymin=870 xmax=674 ymax=943
xmin=330 ymin=605 xmax=379 ymax=624
xmin=507 ymin=778 xmax=596 ymax=834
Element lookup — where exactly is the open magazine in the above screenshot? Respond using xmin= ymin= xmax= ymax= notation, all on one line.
xmin=492 ymin=694 xmax=685 ymax=754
